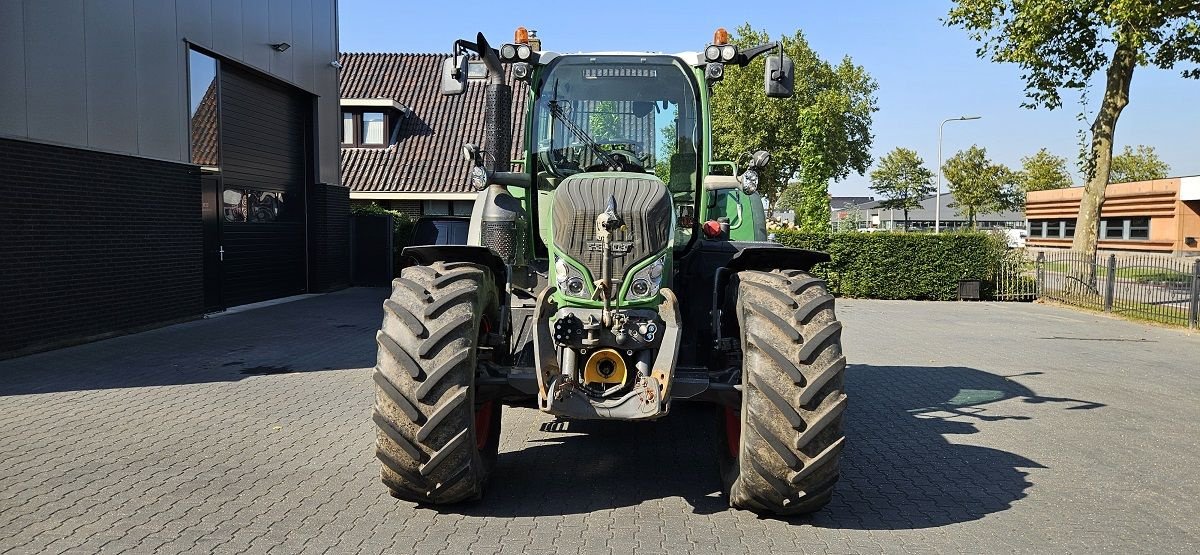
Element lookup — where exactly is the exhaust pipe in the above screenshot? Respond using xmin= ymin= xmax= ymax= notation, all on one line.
xmin=476 ymin=33 xmax=512 ymax=174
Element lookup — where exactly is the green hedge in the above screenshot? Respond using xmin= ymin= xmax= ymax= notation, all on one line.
xmin=772 ymin=230 xmax=1007 ymax=300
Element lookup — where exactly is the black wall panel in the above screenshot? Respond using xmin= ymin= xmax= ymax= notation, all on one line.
xmin=218 ymin=64 xmax=309 ymax=306
xmin=0 ymin=138 xmax=203 ymax=357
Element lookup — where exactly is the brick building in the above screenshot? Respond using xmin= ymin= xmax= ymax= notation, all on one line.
xmin=1025 ymin=176 xmax=1200 ymax=256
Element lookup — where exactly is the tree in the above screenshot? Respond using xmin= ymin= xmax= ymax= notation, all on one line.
xmin=868 ymin=147 xmax=935 ymax=230
xmin=946 ymin=1 xmax=1200 ymax=259
xmin=1109 ymin=144 xmax=1171 ymax=183
xmin=1020 ymin=148 xmax=1074 ymax=192
xmin=942 ymin=145 xmax=1021 ymax=229
xmin=711 ymin=24 xmax=877 ymax=232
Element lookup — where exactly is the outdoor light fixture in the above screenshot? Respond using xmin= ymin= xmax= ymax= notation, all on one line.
xmin=935 ymin=115 xmax=982 ymax=233
xmin=271 ymin=42 xmax=291 ymax=52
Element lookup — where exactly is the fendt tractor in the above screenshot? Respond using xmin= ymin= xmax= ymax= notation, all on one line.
xmin=371 ymin=27 xmax=847 ymax=516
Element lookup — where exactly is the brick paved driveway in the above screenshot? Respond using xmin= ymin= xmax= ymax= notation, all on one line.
xmin=2 ymin=288 xmax=1199 ymax=554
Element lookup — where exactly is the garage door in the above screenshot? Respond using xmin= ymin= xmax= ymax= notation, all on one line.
xmin=217 ymin=64 xmax=310 ymax=307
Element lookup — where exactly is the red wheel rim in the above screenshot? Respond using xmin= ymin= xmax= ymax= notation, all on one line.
xmin=475 ymin=401 xmax=494 ymax=450
xmin=724 ymin=407 xmax=740 ymax=458
xmin=474 ymin=316 xmax=494 ymax=451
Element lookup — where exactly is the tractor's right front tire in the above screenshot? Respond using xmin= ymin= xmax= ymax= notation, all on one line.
xmin=372 ymin=261 xmax=502 ymax=504
xmin=720 ymin=270 xmax=847 ymax=516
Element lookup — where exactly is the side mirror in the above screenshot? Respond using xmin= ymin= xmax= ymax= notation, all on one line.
xmin=441 ymin=55 xmax=468 ymax=96
xmin=764 ymin=53 xmax=794 ymax=98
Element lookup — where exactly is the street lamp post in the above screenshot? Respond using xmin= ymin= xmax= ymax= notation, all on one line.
xmin=936 ymin=115 xmax=981 ymax=233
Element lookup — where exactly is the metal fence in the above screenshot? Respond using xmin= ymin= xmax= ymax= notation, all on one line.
xmin=996 ymin=250 xmax=1200 ymax=328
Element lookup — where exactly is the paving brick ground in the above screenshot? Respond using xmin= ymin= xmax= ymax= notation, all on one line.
xmin=2 ymin=288 xmax=1199 ymax=554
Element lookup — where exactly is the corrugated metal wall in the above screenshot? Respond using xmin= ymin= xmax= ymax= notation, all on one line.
xmin=0 ymin=0 xmax=340 ymax=186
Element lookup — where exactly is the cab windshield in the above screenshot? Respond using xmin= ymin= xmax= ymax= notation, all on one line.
xmin=531 ymin=55 xmax=700 ymax=194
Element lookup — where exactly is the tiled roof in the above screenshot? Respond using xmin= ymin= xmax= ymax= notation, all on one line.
xmin=339 ymin=52 xmax=528 ymax=194
xmin=190 ymin=81 xmax=219 ymax=166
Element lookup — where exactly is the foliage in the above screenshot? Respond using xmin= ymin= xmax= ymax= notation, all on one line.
xmin=773 ymin=230 xmax=1008 ymax=300
xmin=587 ymin=100 xmax=622 ymax=140
xmin=1019 ymin=148 xmax=1074 ymax=192
xmin=711 ymin=24 xmax=878 ymax=232
xmin=946 ymin=1 xmax=1200 ymax=257
xmin=1109 ymin=144 xmax=1171 ymax=183
xmin=942 ymin=145 xmax=1021 ymax=228
xmin=868 ymin=147 xmax=935 ymax=229
xmin=653 ymin=121 xmax=677 ymax=184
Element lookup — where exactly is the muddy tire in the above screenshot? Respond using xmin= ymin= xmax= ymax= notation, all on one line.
xmin=373 ymin=261 xmax=503 ymax=504
xmin=720 ymin=269 xmax=847 ymax=515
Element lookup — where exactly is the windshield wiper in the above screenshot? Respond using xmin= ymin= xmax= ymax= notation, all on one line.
xmin=548 ymin=100 xmax=622 ymax=171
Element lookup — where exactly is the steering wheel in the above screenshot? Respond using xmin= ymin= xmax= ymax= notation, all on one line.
xmin=585 ymin=140 xmax=646 ymax=172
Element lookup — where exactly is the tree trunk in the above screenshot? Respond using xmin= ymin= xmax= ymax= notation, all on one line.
xmin=1071 ymin=40 xmax=1136 ymax=260
xmin=903 ymin=208 xmax=909 ymax=231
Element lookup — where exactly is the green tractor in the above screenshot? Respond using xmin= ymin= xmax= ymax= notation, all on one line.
xmin=372 ymin=28 xmax=846 ymax=516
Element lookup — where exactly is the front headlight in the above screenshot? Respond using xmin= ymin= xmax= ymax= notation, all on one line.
xmin=627 ymin=255 xmax=665 ymax=300
xmin=555 ymin=255 xmax=590 ymax=299
xmin=739 ymin=169 xmax=759 ymax=194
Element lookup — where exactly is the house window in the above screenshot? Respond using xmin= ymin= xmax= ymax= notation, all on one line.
xmin=1063 ymin=219 xmax=1076 ymax=238
xmin=423 ymin=200 xmax=451 ymax=215
xmin=340 ymin=110 xmax=389 ymax=147
xmin=422 ymin=200 xmax=475 ymax=216
xmin=362 ymin=112 xmax=385 ymax=145
xmin=341 ymin=113 xmax=354 ymax=144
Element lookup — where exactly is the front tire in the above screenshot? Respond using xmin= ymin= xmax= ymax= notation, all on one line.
xmin=372 ymin=261 xmax=502 ymax=504
xmin=721 ymin=270 xmax=847 ymax=515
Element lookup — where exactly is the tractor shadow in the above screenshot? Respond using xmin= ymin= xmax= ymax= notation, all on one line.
xmin=446 ymin=364 xmax=1102 ymax=529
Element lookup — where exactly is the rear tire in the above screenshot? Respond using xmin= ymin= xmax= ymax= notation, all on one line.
xmin=373 ymin=261 xmax=502 ymax=504
xmin=721 ymin=269 xmax=847 ymax=515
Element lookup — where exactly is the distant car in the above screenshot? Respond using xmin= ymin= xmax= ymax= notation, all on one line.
xmin=410 ymin=216 xmax=470 ymax=246
xmin=856 ymin=227 xmax=885 ymax=233
xmin=1001 ymin=228 xmax=1028 ymax=248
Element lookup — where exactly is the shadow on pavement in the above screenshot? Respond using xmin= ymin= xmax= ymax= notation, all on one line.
xmin=443 ymin=364 xmax=1102 ymax=529
xmin=0 ymin=288 xmax=389 ymax=396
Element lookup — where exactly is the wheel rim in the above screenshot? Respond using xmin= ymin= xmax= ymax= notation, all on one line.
xmin=475 ymin=316 xmax=494 ymax=452
xmin=724 ymin=407 xmax=740 ymax=459
xmin=475 ymin=401 xmax=495 ymax=450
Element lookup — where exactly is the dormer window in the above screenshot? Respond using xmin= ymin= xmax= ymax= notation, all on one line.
xmin=339 ymin=98 xmax=411 ymax=148
xmin=362 ymin=112 xmax=385 ymax=145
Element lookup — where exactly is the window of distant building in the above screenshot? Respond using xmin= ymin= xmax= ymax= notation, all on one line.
xmin=1031 ymin=217 xmax=1149 ymax=241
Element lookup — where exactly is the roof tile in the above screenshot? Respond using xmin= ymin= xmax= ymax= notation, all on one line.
xmin=339 ymin=52 xmax=528 ymax=194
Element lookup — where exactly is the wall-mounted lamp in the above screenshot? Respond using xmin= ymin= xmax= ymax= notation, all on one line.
xmin=329 ymin=60 xmax=343 ymax=69
xmin=271 ymin=42 xmax=291 ymax=52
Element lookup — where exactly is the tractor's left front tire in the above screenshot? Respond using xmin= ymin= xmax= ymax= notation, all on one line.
xmin=720 ymin=269 xmax=847 ymax=516
xmin=372 ymin=261 xmax=502 ymax=504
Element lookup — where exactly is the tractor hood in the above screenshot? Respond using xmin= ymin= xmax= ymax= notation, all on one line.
xmin=551 ymin=173 xmax=672 ymax=303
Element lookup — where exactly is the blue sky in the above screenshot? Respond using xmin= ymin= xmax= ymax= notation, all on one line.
xmin=339 ymin=0 xmax=1199 ymax=197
